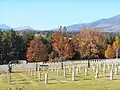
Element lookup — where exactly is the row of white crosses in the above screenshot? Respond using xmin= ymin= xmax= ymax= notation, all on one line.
xmin=5 ymin=59 xmax=120 ymax=85
xmin=21 ymin=63 xmax=77 ymax=84
xmin=92 ymin=60 xmax=120 ymax=80
xmin=21 ymin=63 xmax=49 ymax=84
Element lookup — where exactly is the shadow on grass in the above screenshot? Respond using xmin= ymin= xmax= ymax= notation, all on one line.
xmin=47 ymin=82 xmax=58 ymax=84
xmin=12 ymin=79 xmax=28 ymax=82
xmin=19 ymin=82 xmax=30 ymax=84
xmin=59 ymin=82 xmax=66 ymax=84
xmin=75 ymin=75 xmax=80 ymax=78
xmin=11 ymin=82 xmax=30 ymax=85
xmin=83 ymin=78 xmax=93 ymax=80
xmin=34 ymin=79 xmax=44 ymax=82
xmin=105 ymin=75 xmax=110 ymax=77
xmin=49 ymin=78 xmax=57 ymax=80
xmin=34 ymin=78 xmax=58 ymax=81
xmin=11 ymin=71 xmax=22 ymax=73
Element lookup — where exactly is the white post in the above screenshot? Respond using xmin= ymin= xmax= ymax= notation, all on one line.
xmin=57 ymin=69 xmax=59 ymax=76
xmin=85 ymin=65 xmax=88 ymax=76
xmin=103 ymin=63 xmax=106 ymax=74
xmin=38 ymin=65 xmax=40 ymax=71
xmin=45 ymin=73 xmax=48 ymax=84
xmin=76 ymin=67 xmax=79 ymax=75
xmin=72 ymin=66 xmax=75 ymax=81
xmin=97 ymin=64 xmax=99 ymax=69
xmin=95 ymin=68 xmax=99 ymax=79
xmin=114 ymin=65 xmax=118 ymax=75
xmin=110 ymin=69 xmax=113 ymax=80
xmin=64 ymin=68 xmax=66 ymax=78
xmin=108 ymin=64 xmax=110 ymax=72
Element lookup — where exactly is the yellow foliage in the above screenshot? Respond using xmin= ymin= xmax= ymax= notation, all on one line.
xmin=113 ymin=42 xmax=120 ymax=50
xmin=113 ymin=36 xmax=120 ymax=49
xmin=105 ymin=45 xmax=115 ymax=58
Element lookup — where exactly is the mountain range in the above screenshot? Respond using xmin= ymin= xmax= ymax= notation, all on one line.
xmin=14 ymin=26 xmax=33 ymax=30
xmin=67 ymin=14 xmax=120 ymax=32
xmin=0 ymin=25 xmax=33 ymax=31
xmin=0 ymin=24 xmax=12 ymax=30
xmin=0 ymin=14 xmax=120 ymax=32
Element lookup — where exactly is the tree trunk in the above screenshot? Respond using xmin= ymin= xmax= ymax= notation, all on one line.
xmin=36 ymin=62 xmax=38 ymax=71
xmin=61 ymin=57 xmax=63 ymax=69
xmin=116 ymin=48 xmax=119 ymax=59
xmin=88 ymin=60 xmax=90 ymax=68
xmin=8 ymin=64 xmax=12 ymax=73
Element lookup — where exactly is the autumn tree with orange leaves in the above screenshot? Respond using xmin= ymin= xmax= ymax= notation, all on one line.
xmin=52 ymin=26 xmax=73 ymax=69
xmin=26 ymin=36 xmax=48 ymax=62
xmin=76 ymin=28 xmax=107 ymax=59
xmin=73 ymin=28 xmax=107 ymax=67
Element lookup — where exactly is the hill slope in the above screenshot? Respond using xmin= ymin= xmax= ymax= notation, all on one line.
xmin=0 ymin=24 xmax=11 ymax=30
xmin=67 ymin=14 xmax=120 ymax=32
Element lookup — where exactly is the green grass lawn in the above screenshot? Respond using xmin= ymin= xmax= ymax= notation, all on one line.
xmin=0 ymin=67 xmax=120 ymax=90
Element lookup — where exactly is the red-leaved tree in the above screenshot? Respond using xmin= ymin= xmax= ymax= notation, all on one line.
xmin=27 ymin=36 xmax=48 ymax=62
xmin=52 ymin=27 xmax=73 ymax=69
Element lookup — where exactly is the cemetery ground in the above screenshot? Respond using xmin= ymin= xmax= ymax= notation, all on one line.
xmin=0 ymin=62 xmax=120 ymax=90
